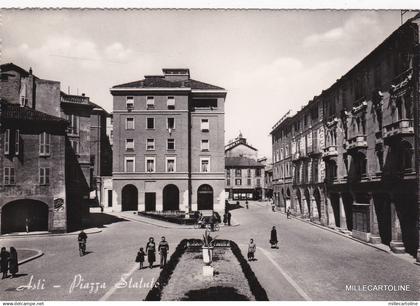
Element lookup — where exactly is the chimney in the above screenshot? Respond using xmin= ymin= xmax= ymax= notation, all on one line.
xmin=162 ymin=68 xmax=190 ymax=82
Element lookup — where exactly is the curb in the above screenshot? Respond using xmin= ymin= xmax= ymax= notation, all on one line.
xmin=0 ymin=228 xmax=102 ymax=239
xmin=114 ymin=213 xmax=241 ymax=229
xmin=18 ymin=249 xmax=44 ymax=265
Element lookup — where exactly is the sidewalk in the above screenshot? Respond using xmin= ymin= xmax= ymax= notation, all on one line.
xmin=0 ymin=227 xmax=102 ymax=239
xmin=109 ymin=211 xmax=240 ymax=229
xmin=277 ymin=210 xmax=418 ymax=266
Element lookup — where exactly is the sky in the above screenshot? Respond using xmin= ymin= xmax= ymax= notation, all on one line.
xmin=1 ymin=9 xmax=417 ymax=157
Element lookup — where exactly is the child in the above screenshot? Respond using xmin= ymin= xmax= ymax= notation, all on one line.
xmin=136 ymin=247 xmax=146 ymax=270
xmin=248 ymin=238 xmax=256 ymax=261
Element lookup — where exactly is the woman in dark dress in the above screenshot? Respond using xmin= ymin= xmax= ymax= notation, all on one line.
xmin=9 ymin=247 xmax=18 ymax=278
xmin=0 ymin=247 xmax=10 ymax=279
xmin=270 ymin=226 xmax=278 ymax=248
xmin=145 ymin=237 xmax=156 ymax=269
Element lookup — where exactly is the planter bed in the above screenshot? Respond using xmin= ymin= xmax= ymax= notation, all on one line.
xmin=145 ymin=239 xmax=268 ymax=301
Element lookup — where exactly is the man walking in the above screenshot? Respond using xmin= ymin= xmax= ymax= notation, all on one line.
xmin=227 ymin=211 xmax=232 ymax=226
xmin=158 ymin=236 xmax=169 ymax=269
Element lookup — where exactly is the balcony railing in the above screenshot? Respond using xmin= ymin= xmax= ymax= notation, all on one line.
xmin=322 ymin=145 xmax=338 ymax=158
xmin=383 ymin=119 xmax=414 ymax=139
xmin=347 ymin=135 xmax=367 ymax=151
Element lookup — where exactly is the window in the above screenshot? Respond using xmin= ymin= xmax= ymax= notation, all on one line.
xmin=201 ymin=139 xmax=209 ymax=151
xmin=166 ymin=157 xmax=176 ymax=172
xmin=256 ymin=178 xmax=261 ymax=187
xmin=167 ymin=118 xmax=175 ymax=130
xmin=146 ymin=118 xmax=155 ymax=129
xmin=126 ymin=118 xmax=135 ymax=130
xmin=146 ymin=157 xmax=155 ymax=173
xmin=124 ymin=157 xmax=135 ymax=172
xmin=167 ymin=96 xmax=175 ymax=109
xmin=4 ymin=129 xmax=10 ymax=155
xmin=126 ymin=139 xmax=134 ymax=151
xmin=200 ymin=158 xmax=210 ymax=172
xmin=3 ymin=167 xmax=15 ymax=185
xmin=255 ymin=168 xmax=261 ymax=177
xmin=247 ymin=178 xmax=251 ymax=185
xmin=226 ymin=169 xmax=230 ymax=177
xmin=146 ymin=96 xmax=155 ymax=109
xmin=146 ymin=139 xmax=155 ymax=150
xmin=66 ymin=114 xmax=79 ymax=135
xmin=70 ymin=139 xmax=79 ymax=154
xmin=247 ymin=169 xmax=251 ymax=177
xmin=167 ymin=139 xmax=175 ymax=150
xmin=15 ymin=130 xmax=20 ymax=155
xmin=39 ymin=132 xmax=51 ymax=156
xmin=226 ymin=179 xmax=230 ymax=186
xmin=201 ymin=119 xmax=209 ymax=132
xmin=39 ymin=167 xmax=50 ymax=185
xmin=126 ymin=96 xmax=134 ymax=111
xmin=235 ymin=178 xmax=242 ymax=186
xmin=235 ymin=169 xmax=241 ymax=177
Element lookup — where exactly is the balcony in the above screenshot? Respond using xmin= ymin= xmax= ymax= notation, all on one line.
xmin=347 ymin=135 xmax=367 ymax=151
xmin=308 ymin=142 xmax=321 ymax=157
xmin=383 ymin=119 xmax=414 ymax=139
xmin=322 ymin=145 xmax=338 ymax=158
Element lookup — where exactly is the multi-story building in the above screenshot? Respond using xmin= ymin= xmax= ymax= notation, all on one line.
xmin=110 ymin=68 xmax=226 ymax=213
xmin=225 ymin=133 xmax=265 ymax=200
xmin=0 ymin=63 xmax=111 ymax=233
xmin=271 ymin=15 xmax=420 ymax=260
xmin=259 ymin=157 xmax=273 ymax=200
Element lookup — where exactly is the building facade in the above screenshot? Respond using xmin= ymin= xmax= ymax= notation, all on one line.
xmin=110 ymin=68 xmax=226 ymax=213
xmin=225 ymin=134 xmax=265 ymax=200
xmin=0 ymin=63 xmax=111 ymax=233
xmin=271 ymin=15 xmax=420 ymax=260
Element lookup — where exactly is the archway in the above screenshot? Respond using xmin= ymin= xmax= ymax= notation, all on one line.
xmin=197 ymin=184 xmax=213 ymax=210
xmin=330 ymin=193 xmax=340 ymax=227
xmin=163 ymin=184 xmax=179 ymax=211
xmin=1 ymin=200 xmax=49 ymax=234
xmin=313 ymin=188 xmax=322 ymax=221
xmin=304 ymin=188 xmax=311 ymax=217
xmin=122 ymin=184 xmax=138 ymax=211
xmin=296 ymin=189 xmax=303 ymax=214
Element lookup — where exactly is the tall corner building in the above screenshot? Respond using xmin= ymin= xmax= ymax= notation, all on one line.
xmin=110 ymin=69 xmax=226 ymax=213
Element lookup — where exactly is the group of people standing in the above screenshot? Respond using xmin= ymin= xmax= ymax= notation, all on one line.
xmin=0 ymin=247 xmax=18 ymax=279
xmin=136 ymin=236 xmax=170 ymax=270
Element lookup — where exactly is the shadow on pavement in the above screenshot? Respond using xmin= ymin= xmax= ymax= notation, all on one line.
xmin=226 ymin=202 xmax=244 ymax=211
xmin=71 ymin=213 xmax=127 ymax=231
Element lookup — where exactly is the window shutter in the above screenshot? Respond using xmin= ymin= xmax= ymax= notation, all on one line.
xmin=15 ymin=130 xmax=20 ymax=155
xmin=4 ymin=129 xmax=10 ymax=155
xmin=10 ymin=168 xmax=15 ymax=185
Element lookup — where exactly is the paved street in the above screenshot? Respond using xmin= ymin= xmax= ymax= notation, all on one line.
xmin=0 ymin=201 xmax=419 ymax=301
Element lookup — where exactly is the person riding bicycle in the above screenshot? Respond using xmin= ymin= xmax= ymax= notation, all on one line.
xmin=78 ymin=230 xmax=87 ymax=256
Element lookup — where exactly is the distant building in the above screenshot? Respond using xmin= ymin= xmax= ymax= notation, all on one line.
xmin=270 ymin=15 xmax=420 ymax=260
xmin=110 ymin=68 xmax=226 ymax=213
xmin=225 ymin=133 xmax=265 ymax=200
xmin=259 ymin=157 xmax=273 ymax=200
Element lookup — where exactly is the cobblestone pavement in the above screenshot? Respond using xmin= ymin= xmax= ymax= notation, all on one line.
xmin=0 ymin=201 xmax=418 ymax=301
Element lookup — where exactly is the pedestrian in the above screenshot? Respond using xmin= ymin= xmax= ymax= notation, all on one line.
xmin=158 ymin=236 xmax=169 ymax=269
xmin=209 ymin=213 xmax=215 ymax=232
xmin=9 ymin=247 xmax=18 ymax=278
xmin=146 ymin=237 xmax=156 ymax=269
xmin=135 ymin=247 xmax=146 ymax=270
xmin=245 ymin=200 xmax=249 ymax=209
xmin=271 ymin=202 xmax=275 ymax=212
xmin=247 ymin=238 xmax=256 ymax=261
xmin=270 ymin=226 xmax=278 ymax=249
xmin=287 ymin=207 xmax=291 ymax=219
xmin=223 ymin=213 xmax=227 ymax=225
xmin=0 ymin=247 xmax=10 ymax=279
xmin=25 ymin=218 xmax=29 ymax=233
xmin=227 ymin=211 xmax=232 ymax=226
xmin=78 ymin=230 xmax=88 ymax=256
